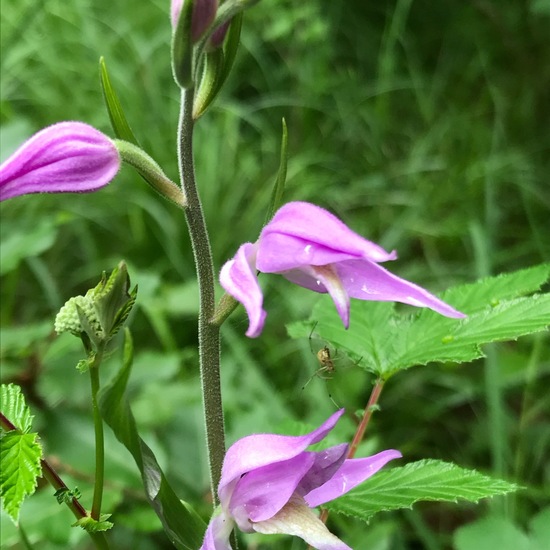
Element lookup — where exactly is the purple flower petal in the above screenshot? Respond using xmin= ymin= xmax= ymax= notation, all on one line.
xmin=304 ymin=449 xmax=402 ymax=508
xmin=219 ymin=243 xmax=266 ymax=338
xmin=253 ymin=494 xmax=352 ymax=550
xmin=218 ymin=410 xmax=345 ymax=505
xmin=0 ymin=122 xmax=120 ymax=202
xmin=257 ymin=202 xmax=397 ymax=273
xmin=200 ymin=512 xmax=234 ymax=550
xmin=296 ymin=444 xmax=348 ymax=497
xmin=336 ymin=259 xmax=466 ymax=318
xmin=230 ymin=453 xmax=316 ymax=529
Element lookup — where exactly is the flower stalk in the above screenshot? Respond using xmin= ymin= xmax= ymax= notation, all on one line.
xmin=89 ymin=347 xmax=106 ymax=521
xmin=177 ymin=87 xmax=225 ymax=500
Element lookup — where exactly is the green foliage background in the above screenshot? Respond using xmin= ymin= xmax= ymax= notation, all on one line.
xmin=1 ymin=0 xmax=549 ymax=548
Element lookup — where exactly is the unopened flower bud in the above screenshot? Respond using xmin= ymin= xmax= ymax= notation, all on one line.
xmin=171 ymin=0 xmax=218 ymax=42
xmin=0 ymin=122 xmax=120 ymax=202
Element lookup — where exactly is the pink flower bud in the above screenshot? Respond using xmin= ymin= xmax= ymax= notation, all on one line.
xmin=0 ymin=122 xmax=120 ymax=201
xmin=171 ymin=0 xmax=218 ymax=42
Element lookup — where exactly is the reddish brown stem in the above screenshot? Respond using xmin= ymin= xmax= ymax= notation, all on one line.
xmin=1 ymin=411 xmax=109 ymax=549
xmin=316 ymin=378 xmax=386 ymax=528
xmin=348 ymin=378 xmax=385 ymax=459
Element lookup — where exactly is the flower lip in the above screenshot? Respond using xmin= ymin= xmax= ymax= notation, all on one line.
xmin=0 ymin=121 xmax=120 ymax=201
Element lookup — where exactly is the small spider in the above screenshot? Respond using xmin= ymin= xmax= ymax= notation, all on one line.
xmin=303 ymin=323 xmax=338 ymax=389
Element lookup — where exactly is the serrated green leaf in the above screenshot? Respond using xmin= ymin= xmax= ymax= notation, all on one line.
xmin=441 ymin=263 xmax=550 ymax=311
xmin=99 ymin=57 xmax=139 ymax=145
xmin=0 ymin=432 xmax=42 ymax=523
xmin=288 ymin=265 xmax=550 ymax=377
xmin=327 ymin=459 xmax=519 ymax=521
xmin=98 ymin=329 xmax=206 ymax=549
xmin=0 ymin=384 xmax=33 ymax=433
xmin=54 ymin=487 xmax=81 ymax=505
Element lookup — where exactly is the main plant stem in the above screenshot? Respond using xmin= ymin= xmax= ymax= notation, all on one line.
xmin=177 ymin=88 xmax=225 ymax=501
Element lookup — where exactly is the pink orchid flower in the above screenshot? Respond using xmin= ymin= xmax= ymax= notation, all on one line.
xmin=201 ymin=409 xmax=401 ymax=550
xmin=0 ymin=122 xmax=120 ymax=201
xmin=220 ymin=201 xmax=466 ymax=337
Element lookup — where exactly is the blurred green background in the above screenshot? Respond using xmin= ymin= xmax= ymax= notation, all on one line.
xmin=1 ymin=0 xmax=549 ymax=548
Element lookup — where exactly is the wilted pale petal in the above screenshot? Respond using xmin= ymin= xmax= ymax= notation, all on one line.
xmin=257 ymin=201 xmax=397 ymax=273
xmin=200 ymin=512 xmax=234 ymax=550
xmin=336 ymin=259 xmax=466 ymax=318
xmin=218 ymin=409 xmax=345 ymax=505
xmin=219 ymin=243 xmax=266 ymax=338
xmin=253 ymin=494 xmax=352 ymax=550
xmin=230 ymin=453 xmax=316 ymax=529
xmin=304 ymin=449 xmax=403 ymax=508
xmin=0 ymin=122 xmax=120 ymax=201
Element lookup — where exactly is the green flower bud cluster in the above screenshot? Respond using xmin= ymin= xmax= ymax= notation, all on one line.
xmin=54 ymin=294 xmax=102 ymax=337
xmin=54 ymin=262 xmax=137 ymax=347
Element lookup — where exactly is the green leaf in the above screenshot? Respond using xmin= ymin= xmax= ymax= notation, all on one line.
xmin=0 ymin=432 xmax=42 ymax=523
xmin=193 ymin=14 xmax=243 ymax=119
xmin=193 ymin=48 xmax=225 ymax=119
xmin=54 ymin=487 xmax=81 ymax=505
xmin=441 ymin=263 xmax=550 ymax=311
xmin=264 ymin=118 xmax=288 ymax=225
xmin=0 ymin=384 xmax=33 ymax=433
xmin=98 ymin=329 xmax=206 ymax=549
xmin=218 ymin=12 xmax=243 ymax=89
xmin=73 ymin=514 xmax=114 ymax=533
xmin=288 ymin=265 xmax=550 ymax=377
xmin=171 ymin=0 xmax=194 ymax=89
xmin=99 ymin=57 xmax=139 ymax=145
xmin=327 ymin=459 xmax=519 ymax=521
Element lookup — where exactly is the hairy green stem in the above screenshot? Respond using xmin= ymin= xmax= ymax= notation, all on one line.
xmin=177 ymin=88 xmax=225 ymax=501
xmin=89 ymin=350 xmax=106 ymax=521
